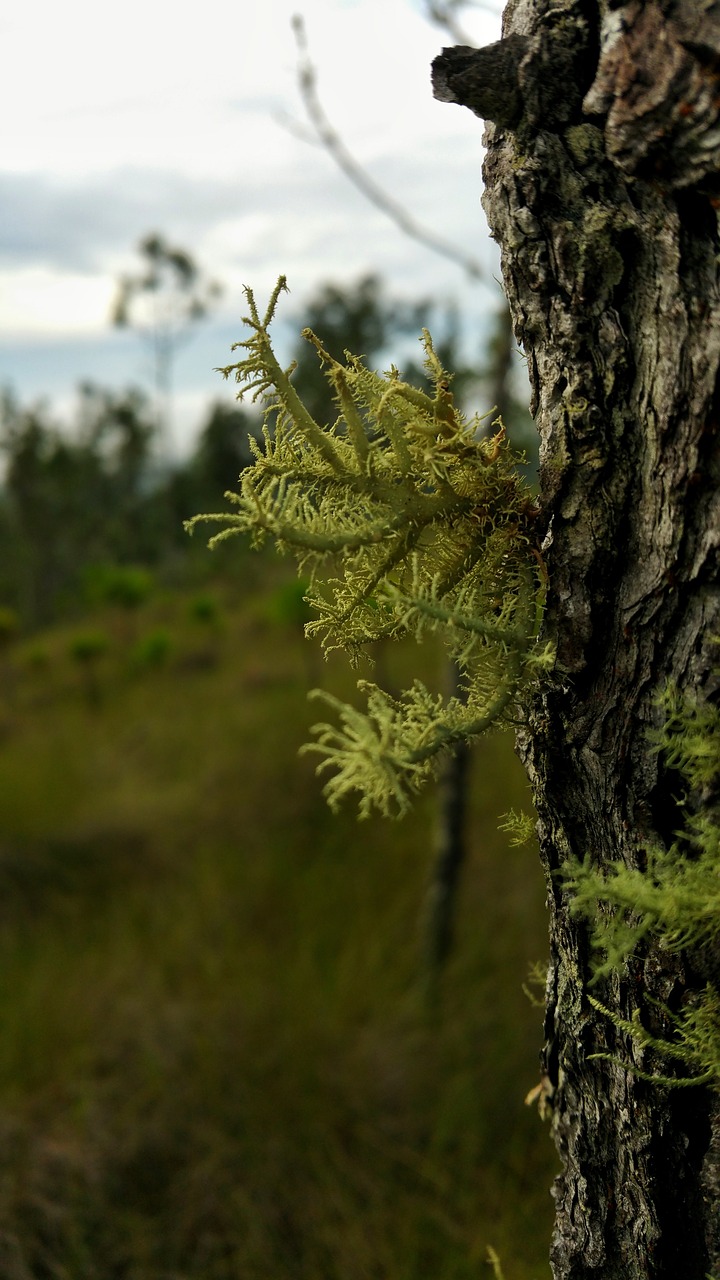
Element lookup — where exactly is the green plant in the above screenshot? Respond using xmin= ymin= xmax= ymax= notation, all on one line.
xmin=188 ymin=593 xmax=220 ymax=624
xmin=24 ymin=642 xmax=50 ymax=671
xmin=186 ymin=279 xmax=551 ymax=818
xmin=69 ymin=630 xmax=110 ymax=665
xmin=130 ymin=628 xmax=172 ymax=671
xmin=85 ymin=564 xmax=154 ymax=611
xmin=69 ymin=629 xmax=110 ymax=706
xmin=0 ymin=606 xmax=20 ymax=648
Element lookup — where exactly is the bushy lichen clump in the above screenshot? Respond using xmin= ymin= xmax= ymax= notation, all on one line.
xmin=187 ymin=278 xmax=551 ymax=817
xmin=566 ymin=680 xmax=720 ymax=1088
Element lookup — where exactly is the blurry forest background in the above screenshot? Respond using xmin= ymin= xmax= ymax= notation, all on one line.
xmin=0 ymin=259 xmax=559 ymax=1278
xmin=0 ymin=0 xmax=561 ymax=1269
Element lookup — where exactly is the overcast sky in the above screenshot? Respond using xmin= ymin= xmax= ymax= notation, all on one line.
xmin=1 ymin=0 xmax=505 ymax=454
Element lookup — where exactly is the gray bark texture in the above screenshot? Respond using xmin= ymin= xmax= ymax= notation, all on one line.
xmin=434 ymin=2 xmax=720 ymax=1277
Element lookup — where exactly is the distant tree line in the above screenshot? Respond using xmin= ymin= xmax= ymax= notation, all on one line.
xmin=0 ymin=383 xmax=254 ymax=627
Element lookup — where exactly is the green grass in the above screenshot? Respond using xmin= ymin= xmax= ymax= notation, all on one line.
xmin=0 ymin=562 xmax=557 ymax=1278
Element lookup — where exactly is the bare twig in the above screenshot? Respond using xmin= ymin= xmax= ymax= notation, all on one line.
xmin=272 ymin=108 xmax=320 ymax=147
xmin=423 ymin=2 xmax=475 ymax=45
xmin=422 ymin=0 xmax=502 ymax=45
xmin=289 ymin=14 xmax=485 ymax=281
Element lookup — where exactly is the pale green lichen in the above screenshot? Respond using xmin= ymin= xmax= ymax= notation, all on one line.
xmin=187 ymin=278 xmax=551 ymax=818
xmin=564 ymin=124 xmax=604 ymax=167
xmin=566 ymin=679 xmax=720 ymax=1088
xmin=498 ymin=808 xmax=537 ymax=847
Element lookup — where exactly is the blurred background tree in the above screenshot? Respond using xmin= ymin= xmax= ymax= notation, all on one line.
xmin=0 ymin=385 xmax=158 ymax=625
xmin=111 ymin=233 xmax=223 ymax=452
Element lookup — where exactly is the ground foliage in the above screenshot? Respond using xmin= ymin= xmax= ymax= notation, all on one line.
xmin=0 ymin=575 xmax=555 ymax=1279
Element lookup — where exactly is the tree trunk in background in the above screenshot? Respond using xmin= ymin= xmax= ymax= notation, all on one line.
xmin=436 ymin=2 xmax=720 ymax=1275
xmin=425 ymin=305 xmax=516 ymax=975
xmin=425 ymin=658 xmax=470 ymax=972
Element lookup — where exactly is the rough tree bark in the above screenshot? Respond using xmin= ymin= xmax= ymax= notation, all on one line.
xmin=434 ymin=3 xmax=720 ymax=1277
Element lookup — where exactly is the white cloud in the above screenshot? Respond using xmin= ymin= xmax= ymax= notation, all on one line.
xmin=0 ymin=267 xmax=116 ymax=338
xmin=2 ymin=0 xmax=504 ymax=446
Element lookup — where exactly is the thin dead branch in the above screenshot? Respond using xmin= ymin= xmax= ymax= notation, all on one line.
xmin=422 ymin=0 xmax=499 ymax=46
xmin=289 ymin=14 xmax=485 ymax=282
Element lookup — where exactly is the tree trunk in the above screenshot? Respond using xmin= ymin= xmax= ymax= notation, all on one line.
xmin=435 ymin=3 xmax=720 ymax=1276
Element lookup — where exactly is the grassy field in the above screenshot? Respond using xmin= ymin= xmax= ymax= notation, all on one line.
xmin=0 ymin=557 xmax=557 ymax=1279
